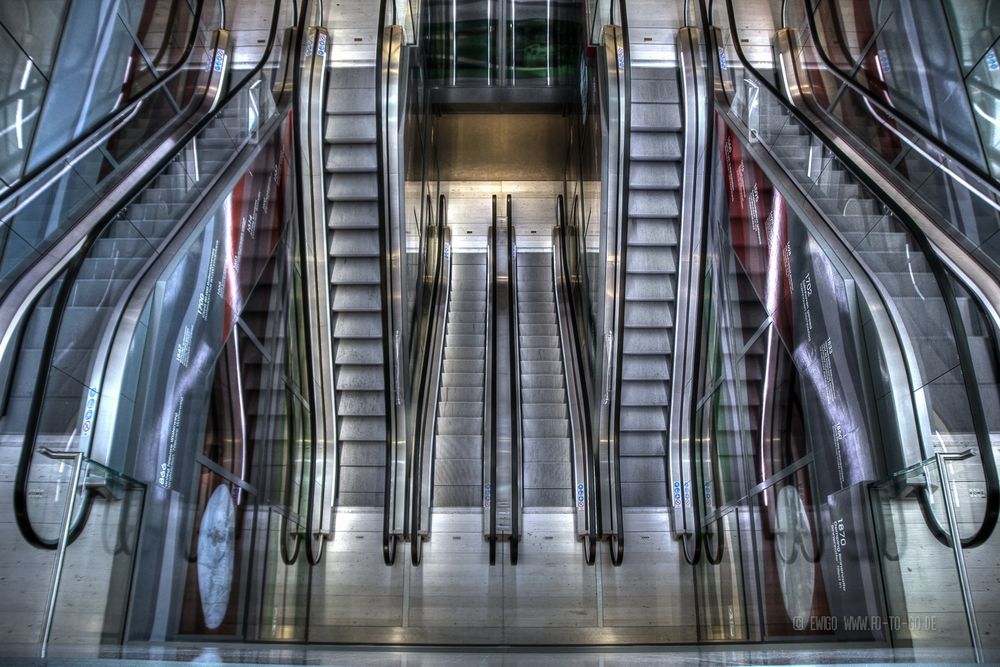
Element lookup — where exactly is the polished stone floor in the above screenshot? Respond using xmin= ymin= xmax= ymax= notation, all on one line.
xmin=0 ymin=642 xmax=990 ymax=666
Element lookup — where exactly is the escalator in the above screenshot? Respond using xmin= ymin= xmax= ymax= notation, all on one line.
xmin=406 ymin=193 xmax=595 ymax=567
xmin=323 ymin=59 xmax=387 ymax=510
xmin=431 ymin=250 xmax=487 ymax=509
xmin=717 ymin=0 xmax=1000 ymax=547
xmin=617 ymin=55 xmax=680 ymax=512
xmin=591 ymin=4 xmax=709 ymax=564
xmin=3 ymin=28 xmax=276 ymax=550
xmin=0 ymin=0 xmax=308 ymax=646
xmin=515 ymin=250 xmax=573 ymax=512
xmin=12 ymin=104 xmax=245 ymax=547
xmin=692 ymin=0 xmax=1000 ymax=648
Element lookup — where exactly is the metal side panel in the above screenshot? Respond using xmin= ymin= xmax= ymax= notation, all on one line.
xmin=668 ymin=26 xmax=709 ymax=542
xmin=299 ymin=25 xmax=337 ymax=539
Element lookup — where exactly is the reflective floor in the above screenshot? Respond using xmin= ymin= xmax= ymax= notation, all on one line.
xmin=0 ymin=642 xmax=990 ymax=666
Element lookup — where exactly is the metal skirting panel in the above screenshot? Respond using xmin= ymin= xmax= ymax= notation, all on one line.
xmin=308 ymin=509 xmax=697 ymax=644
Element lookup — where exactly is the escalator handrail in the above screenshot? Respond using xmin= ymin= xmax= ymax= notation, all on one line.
xmin=607 ymin=0 xmax=630 ymax=567
xmin=507 ymin=195 xmax=521 ymax=566
xmin=409 ymin=195 xmax=450 ymax=566
xmin=486 ymin=202 xmax=498 ymax=564
xmin=795 ymin=2 xmax=1000 ymax=208
xmin=11 ymin=0 xmax=292 ymax=552
xmin=553 ymin=196 xmax=598 ymax=565
xmin=0 ymin=0 xmax=207 ymax=214
xmin=673 ymin=21 xmax=715 ymax=565
xmin=376 ymin=1 xmax=407 ymax=565
xmin=711 ymin=0 xmax=1000 ymax=549
xmin=291 ymin=18 xmax=333 ymax=567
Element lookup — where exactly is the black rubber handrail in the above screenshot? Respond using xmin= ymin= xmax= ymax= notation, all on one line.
xmin=487 ymin=198 xmax=498 ymax=564
xmin=555 ymin=195 xmax=598 ymax=565
xmin=799 ymin=0 xmax=1000 ymax=204
xmin=0 ymin=0 xmax=206 ymax=211
xmin=375 ymin=0 xmax=401 ymax=566
xmin=607 ymin=0 xmax=629 ymax=567
xmin=712 ymin=0 xmax=1000 ymax=550
xmin=507 ymin=195 xmax=521 ymax=565
xmin=409 ymin=194 xmax=448 ymax=566
xmin=12 ymin=0 xmax=290 ymax=551
xmin=679 ymin=2 xmax=718 ymax=566
xmin=285 ymin=1 xmax=328 ymax=567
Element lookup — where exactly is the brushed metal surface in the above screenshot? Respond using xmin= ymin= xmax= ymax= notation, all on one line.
xmin=436 ymin=115 xmax=570 ymax=181
xmin=308 ymin=508 xmax=699 ymax=644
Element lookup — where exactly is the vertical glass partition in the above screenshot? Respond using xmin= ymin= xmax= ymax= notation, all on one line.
xmin=871 ymin=456 xmax=983 ymax=660
xmin=9 ymin=454 xmax=146 ymax=656
xmin=425 ymin=0 xmax=582 ymax=87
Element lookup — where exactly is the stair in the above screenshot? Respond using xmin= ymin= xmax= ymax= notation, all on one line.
xmin=325 ymin=62 xmax=387 ymax=508
xmin=516 ymin=251 xmax=572 ymax=508
xmin=618 ymin=63 xmax=682 ymax=508
xmin=432 ymin=252 xmax=486 ymax=508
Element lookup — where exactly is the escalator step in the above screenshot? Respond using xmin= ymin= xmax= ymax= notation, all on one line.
xmin=626 ymin=247 xmax=678 ymax=273
xmin=329 ymin=230 xmax=380 ymax=256
xmin=619 ymin=431 xmax=668 ymax=457
xmin=631 ymin=132 xmax=680 ymax=159
xmin=521 ymin=418 xmax=569 ymax=439
xmin=338 ymin=443 xmax=385 ymax=466
xmin=325 ymin=115 xmax=376 ymax=143
xmin=519 ymin=335 xmax=561 ymax=348
xmin=333 ymin=313 xmax=383 ymax=338
xmin=622 ymin=356 xmax=671 ymax=381
xmin=332 ymin=284 xmax=383 ymax=312
xmin=330 ymin=257 xmax=380 ymax=284
xmin=67 ymin=278 xmax=130 ymax=307
xmin=522 ymin=438 xmax=572 ymax=461
xmin=437 ymin=418 xmax=484 ymax=436
xmin=338 ymin=415 xmax=385 ymax=441
xmin=434 ymin=436 xmax=483 ymax=460
xmin=628 ymin=218 xmax=679 ymax=247
xmin=522 ymin=460 xmax=572 ymax=488
xmin=523 ymin=489 xmax=570 ymax=507
xmin=631 ymin=102 xmax=682 ymax=131
xmin=432 ymin=485 xmax=480 ymax=507
xmin=522 ymin=403 xmax=568 ymax=420
xmin=630 ymin=161 xmax=680 ymax=189
xmin=325 ymin=144 xmax=377 ymax=173
xmin=625 ymin=302 xmax=675 ymax=328
xmin=624 ymin=273 xmax=676 ymax=301
xmin=621 ymin=482 xmax=667 ymax=508
xmin=335 ymin=367 xmax=385 ymax=391
xmin=336 ymin=392 xmax=386 ymax=417
xmin=631 ymin=78 xmax=679 ymax=104
xmin=327 ymin=88 xmax=375 ymax=114
xmin=439 ymin=372 xmax=485 ymax=388
xmin=329 ymin=65 xmax=375 ymax=89
xmin=434 ymin=458 xmax=483 ymax=488
xmin=437 ymin=402 xmax=481 ymax=418
xmin=440 ymin=344 xmax=484 ymax=359
xmin=620 ymin=380 xmax=670 ymax=409
xmin=443 ymin=358 xmax=484 ymax=374
xmin=519 ymin=374 xmax=563 ymax=389
xmin=446 ymin=322 xmax=485 ymax=335
xmin=327 ymin=172 xmax=378 ymax=201
xmin=629 ymin=190 xmax=680 ymax=217
xmin=620 ymin=405 xmax=668 ymax=432
xmin=439 ymin=387 xmax=484 ymax=402
xmin=328 ymin=200 xmax=379 ymax=229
